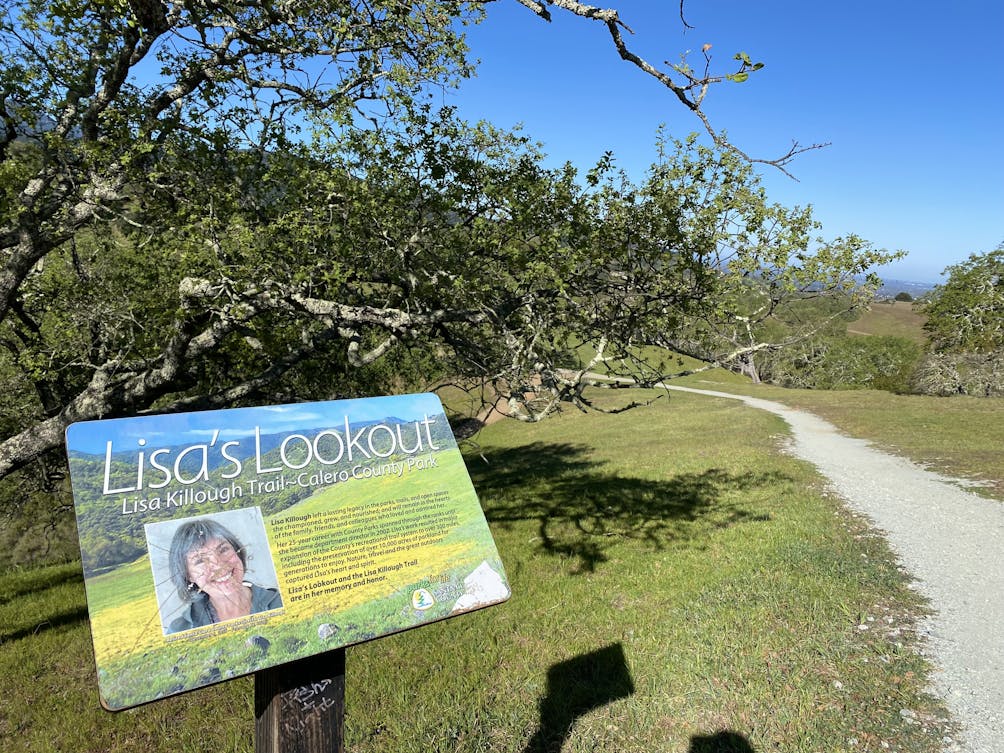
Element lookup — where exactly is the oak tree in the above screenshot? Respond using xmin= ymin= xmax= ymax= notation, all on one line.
xmin=923 ymin=245 xmax=1004 ymax=353
xmin=622 ymin=135 xmax=899 ymax=384
xmin=0 ymin=0 xmax=892 ymax=550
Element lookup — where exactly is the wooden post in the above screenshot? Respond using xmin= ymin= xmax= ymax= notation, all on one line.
xmin=255 ymin=648 xmax=346 ymax=753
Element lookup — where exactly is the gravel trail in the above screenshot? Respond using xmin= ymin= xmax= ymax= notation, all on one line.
xmin=666 ymin=384 xmax=1004 ymax=753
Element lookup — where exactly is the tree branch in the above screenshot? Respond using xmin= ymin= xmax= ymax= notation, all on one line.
xmin=511 ymin=0 xmax=829 ymax=177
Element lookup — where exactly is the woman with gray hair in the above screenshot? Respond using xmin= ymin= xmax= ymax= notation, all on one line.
xmin=167 ymin=517 xmax=282 ymax=634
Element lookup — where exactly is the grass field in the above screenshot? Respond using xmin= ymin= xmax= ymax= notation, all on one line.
xmin=677 ymin=370 xmax=1004 ymax=501
xmin=1 ymin=386 xmax=955 ymax=753
xmin=846 ymin=302 xmax=928 ymax=344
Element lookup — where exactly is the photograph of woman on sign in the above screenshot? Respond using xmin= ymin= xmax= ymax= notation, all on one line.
xmin=146 ymin=508 xmax=283 ymax=635
xmin=167 ymin=517 xmax=283 ymax=633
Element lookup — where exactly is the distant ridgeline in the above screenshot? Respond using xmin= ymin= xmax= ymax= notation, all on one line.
xmin=744 ymin=274 xmax=934 ymax=299
xmin=875 ymin=278 xmax=936 ymax=300
xmin=69 ymin=413 xmax=457 ymax=575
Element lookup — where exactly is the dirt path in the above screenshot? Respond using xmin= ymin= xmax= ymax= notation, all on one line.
xmin=663 ymin=384 xmax=1004 ymax=753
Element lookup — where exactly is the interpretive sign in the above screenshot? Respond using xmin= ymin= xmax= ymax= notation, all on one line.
xmin=66 ymin=393 xmax=510 ymax=710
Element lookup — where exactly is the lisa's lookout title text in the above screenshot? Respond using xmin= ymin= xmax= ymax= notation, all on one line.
xmin=101 ymin=414 xmax=443 ymax=514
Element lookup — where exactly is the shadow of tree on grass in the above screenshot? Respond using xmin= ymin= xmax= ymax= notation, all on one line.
xmin=0 ymin=564 xmax=88 ymax=643
xmin=0 ymin=562 xmax=83 ymax=606
xmin=1 ymin=605 xmax=90 ymax=644
xmin=470 ymin=442 xmax=782 ymax=573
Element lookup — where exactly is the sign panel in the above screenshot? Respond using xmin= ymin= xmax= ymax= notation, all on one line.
xmin=66 ymin=393 xmax=510 ymax=710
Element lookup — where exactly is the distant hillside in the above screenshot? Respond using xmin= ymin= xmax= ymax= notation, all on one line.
xmin=848 ymin=299 xmax=928 ymax=344
xmin=875 ymin=278 xmax=937 ymax=300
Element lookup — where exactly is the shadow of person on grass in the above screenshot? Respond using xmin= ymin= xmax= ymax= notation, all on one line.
xmin=522 ymin=642 xmax=635 ymax=753
xmin=689 ymin=730 xmax=756 ymax=752
xmin=469 ymin=442 xmax=782 ymax=573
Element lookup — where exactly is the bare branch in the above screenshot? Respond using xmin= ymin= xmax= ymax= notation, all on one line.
xmin=512 ymin=0 xmax=830 ymax=177
xmin=678 ymin=0 xmax=694 ymax=30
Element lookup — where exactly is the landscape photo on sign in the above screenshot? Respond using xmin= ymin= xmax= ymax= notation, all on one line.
xmin=66 ymin=393 xmax=510 ymax=710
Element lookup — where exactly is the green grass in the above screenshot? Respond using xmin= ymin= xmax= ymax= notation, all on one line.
xmin=847 ymin=302 xmax=928 ymax=344
xmin=677 ymin=371 xmax=1004 ymax=501
xmin=2 ymin=388 xmax=952 ymax=752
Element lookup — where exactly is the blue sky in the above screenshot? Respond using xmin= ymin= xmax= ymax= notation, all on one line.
xmin=441 ymin=0 xmax=1003 ymax=283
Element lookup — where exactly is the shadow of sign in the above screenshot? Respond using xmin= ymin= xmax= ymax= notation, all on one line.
xmin=522 ymin=642 xmax=635 ymax=753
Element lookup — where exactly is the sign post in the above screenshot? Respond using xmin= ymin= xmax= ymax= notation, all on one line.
xmin=65 ymin=393 xmax=510 ymax=736
xmin=254 ymin=649 xmax=346 ymax=753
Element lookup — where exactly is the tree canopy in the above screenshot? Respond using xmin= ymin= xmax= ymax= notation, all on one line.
xmin=1 ymin=0 xmax=897 ymax=527
xmin=923 ymin=244 xmax=1004 ymax=353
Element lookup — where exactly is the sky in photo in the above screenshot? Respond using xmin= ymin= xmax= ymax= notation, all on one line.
xmin=442 ymin=0 xmax=1003 ymax=284
xmin=65 ymin=393 xmax=446 ymax=455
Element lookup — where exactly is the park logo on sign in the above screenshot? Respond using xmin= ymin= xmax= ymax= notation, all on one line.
xmin=411 ymin=588 xmax=435 ymax=610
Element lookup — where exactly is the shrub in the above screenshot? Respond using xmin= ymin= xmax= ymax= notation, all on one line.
xmin=911 ymin=351 xmax=1004 ymax=397
xmin=760 ymin=335 xmax=923 ymax=393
